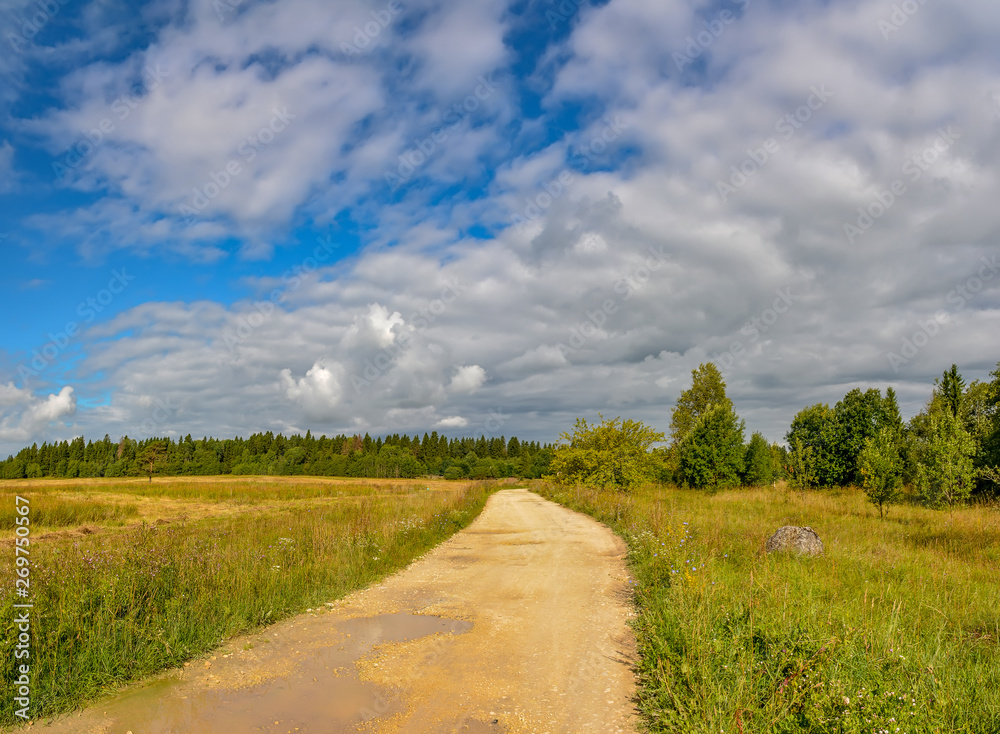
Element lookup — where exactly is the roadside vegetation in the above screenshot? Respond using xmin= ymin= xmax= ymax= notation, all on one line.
xmin=548 ymin=360 xmax=1000 ymax=512
xmin=538 ymin=359 xmax=1000 ymax=732
xmin=533 ymin=481 xmax=1000 ymax=733
xmin=0 ymin=477 xmax=499 ymax=725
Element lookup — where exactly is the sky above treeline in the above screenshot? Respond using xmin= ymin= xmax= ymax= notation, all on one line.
xmin=0 ymin=0 xmax=998 ymax=457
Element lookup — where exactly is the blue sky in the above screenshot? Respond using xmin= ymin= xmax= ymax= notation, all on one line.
xmin=1 ymin=0 xmax=999 ymax=456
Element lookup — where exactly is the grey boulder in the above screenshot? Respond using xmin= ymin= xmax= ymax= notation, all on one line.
xmin=764 ymin=526 xmax=824 ymax=556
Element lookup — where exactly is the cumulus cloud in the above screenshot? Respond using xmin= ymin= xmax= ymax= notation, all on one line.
xmin=435 ymin=416 xmax=468 ymax=428
xmin=343 ymin=304 xmax=406 ymax=351
xmin=280 ymin=361 xmax=344 ymax=419
xmin=449 ymin=365 xmax=486 ymax=393
xmin=0 ymin=385 xmax=77 ymax=444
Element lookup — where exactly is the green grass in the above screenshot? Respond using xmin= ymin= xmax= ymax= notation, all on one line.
xmin=0 ymin=479 xmax=497 ymax=725
xmin=531 ymin=481 xmax=1000 ymax=734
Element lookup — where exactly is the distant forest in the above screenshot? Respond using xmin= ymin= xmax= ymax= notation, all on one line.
xmin=0 ymin=431 xmax=555 ymax=481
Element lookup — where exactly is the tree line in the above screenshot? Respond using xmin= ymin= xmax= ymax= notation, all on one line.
xmin=0 ymin=430 xmax=555 ymax=482
xmin=548 ymin=361 xmax=1000 ymax=514
xmin=786 ymin=363 xmax=1000 ymax=514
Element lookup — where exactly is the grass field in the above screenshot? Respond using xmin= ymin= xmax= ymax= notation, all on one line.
xmin=0 ymin=476 xmax=501 ymax=726
xmin=531 ymin=481 xmax=1000 ymax=734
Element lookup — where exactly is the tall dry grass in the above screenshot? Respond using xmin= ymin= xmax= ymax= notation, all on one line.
xmin=0 ymin=496 xmax=138 ymax=529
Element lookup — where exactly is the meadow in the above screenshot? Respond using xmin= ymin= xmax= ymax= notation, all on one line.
xmin=531 ymin=481 xmax=1000 ymax=734
xmin=0 ymin=476 xmax=500 ymax=726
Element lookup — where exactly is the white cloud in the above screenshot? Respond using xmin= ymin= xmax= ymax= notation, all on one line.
xmin=403 ymin=0 xmax=510 ymax=97
xmin=0 ymin=385 xmax=77 ymax=444
xmin=280 ymin=361 xmax=344 ymax=419
xmin=343 ymin=304 xmax=406 ymax=351
xmin=26 ymin=0 xmax=514 ymax=259
xmin=435 ymin=416 xmax=468 ymax=428
xmin=449 ymin=364 xmax=486 ymax=394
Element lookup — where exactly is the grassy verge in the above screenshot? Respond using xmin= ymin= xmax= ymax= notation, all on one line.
xmin=0 ymin=478 xmax=499 ymax=725
xmin=531 ymin=481 xmax=1000 ymax=734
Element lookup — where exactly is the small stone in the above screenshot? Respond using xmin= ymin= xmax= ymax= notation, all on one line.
xmin=765 ymin=526 xmax=824 ymax=556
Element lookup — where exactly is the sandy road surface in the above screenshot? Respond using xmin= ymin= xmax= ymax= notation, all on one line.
xmin=34 ymin=488 xmax=638 ymax=734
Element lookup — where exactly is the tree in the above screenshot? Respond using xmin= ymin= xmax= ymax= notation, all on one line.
xmin=669 ymin=363 xmax=732 ymax=445
xmin=769 ymin=441 xmax=789 ymax=481
xmin=137 ymin=442 xmax=167 ymax=482
xmin=981 ymin=362 xmax=1000 ymax=492
xmin=934 ymin=364 xmax=966 ymax=418
xmin=786 ymin=438 xmax=816 ymax=490
xmin=677 ymin=404 xmax=745 ymax=490
xmin=858 ymin=426 xmax=903 ymax=518
xmin=549 ymin=415 xmax=665 ymax=490
xmin=883 ymin=387 xmax=904 ymax=432
xmin=827 ymin=388 xmax=895 ymax=486
xmin=742 ymin=432 xmax=774 ymax=486
xmin=785 ymin=403 xmax=834 ymax=484
xmin=961 ymin=380 xmax=995 ymax=443
xmin=507 ymin=436 xmax=521 ymax=458
xmin=958 ymin=380 xmax=998 ymax=485
xmin=786 ymin=389 xmax=899 ymax=487
xmin=914 ymin=410 xmax=977 ymax=508
xmin=667 ymin=363 xmax=733 ymax=482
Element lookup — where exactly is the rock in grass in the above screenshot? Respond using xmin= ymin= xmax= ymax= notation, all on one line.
xmin=765 ymin=526 xmax=824 ymax=557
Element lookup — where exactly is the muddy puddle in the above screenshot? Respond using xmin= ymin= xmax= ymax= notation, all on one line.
xmin=98 ymin=614 xmax=472 ymax=733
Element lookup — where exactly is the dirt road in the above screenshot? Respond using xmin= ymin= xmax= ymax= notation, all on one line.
xmin=36 ymin=488 xmax=639 ymax=734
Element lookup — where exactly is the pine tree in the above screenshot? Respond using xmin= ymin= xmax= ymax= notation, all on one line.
xmin=935 ymin=364 xmax=966 ymax=418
